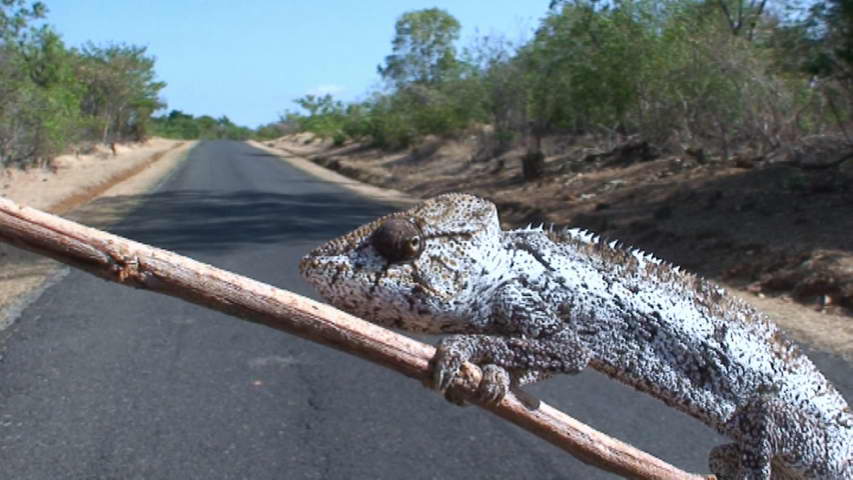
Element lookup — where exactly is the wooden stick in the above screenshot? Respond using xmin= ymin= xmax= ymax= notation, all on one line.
xmin=0 ymin=197 xmax=710 ymax=480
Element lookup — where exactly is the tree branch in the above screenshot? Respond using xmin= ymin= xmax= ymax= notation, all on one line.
xmin=715 ymin=0 xmax=740 ymax=35
xmin=0 ymin=197 xmax=710 ymax=480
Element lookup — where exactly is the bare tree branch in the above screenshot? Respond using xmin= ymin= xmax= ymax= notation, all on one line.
xmin=715 ymin=0 xmax=769 ymax=40
xmin=0 ymin=197 xmax=711 ymax=480
xmin=737 ymin=0 xmax=745 ymax=32
xmin=716 ymin=0 xmax=740 ymax=35
xmin=746 ymin=0 xmax=768 ymax=41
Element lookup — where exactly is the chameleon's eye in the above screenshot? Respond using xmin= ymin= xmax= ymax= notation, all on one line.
xmin=370 ymin=218 xmax=424 ymax=263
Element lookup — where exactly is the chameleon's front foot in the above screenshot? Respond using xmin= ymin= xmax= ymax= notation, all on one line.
xmin=432 ymin=335 xmax=475 ymax=393
xmin=432 ymin=336 xmax=511 ymax=405
xmin=431 ymin=332 xmax=590 ymax=405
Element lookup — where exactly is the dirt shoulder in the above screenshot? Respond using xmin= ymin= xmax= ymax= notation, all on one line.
xmin=261 ymin=133 xmax=853 ymax=360
xmin=246 ymin=140 xmax=415 ymax=208
xmin=0 ymin=139 xmax=196 ymax=330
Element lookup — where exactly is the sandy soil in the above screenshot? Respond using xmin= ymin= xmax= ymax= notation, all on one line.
xmin=247 ymin=140 xmax=415 ymax=208
xmin=262 ymin=133 xmax=853 ymax=360
xmin=0 ymin=139 xmax=196 ymax=330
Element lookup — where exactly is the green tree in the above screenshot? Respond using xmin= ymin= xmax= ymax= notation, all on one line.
xmin=76 ymin=43 xmax=165 ymax=142
xmin=0 ymin=25 xmax=83 ymax=166
xmin=711 ymin=0 xmax=769 ymax=39
xmin=150 ymin=109 xmax=199 ymax=139
xmin=150 ymin=110 xmax=254 ymax=141
xmin=523 ymin=1 xmax=657 ymax=135
xmin=294 ymin=93 xmax=346 ymax=141
xmin=0 ymin=2 xmax=176 ymax=167
xmin=462 ymin=34 xmax=527 ymax=155
xmin=377 ymin=8 xmax=461 ymax=87
xmin=294 ymin=93 xmax=341 ymax=117
xmin=806 ymin=0 xmax=853 ymax=76
xmin=788 ymin=0 xmax=853 ymax=138
xmin=20 ymin=25 xmax=70 ymax=87
xmin=513 ymin=0 xmax=818 ymax=156
xmin=276 ymin=0 xmax=832 ymax=159
xmin=0 ymin=0 xmax=46 ymax=41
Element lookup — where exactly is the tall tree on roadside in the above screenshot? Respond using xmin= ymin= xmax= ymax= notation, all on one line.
xmin=1 ymin=12 xmax=85 ymax=167
xmin=463 ymin=33 xmax=527 ymax=156
xmin=378 ymin=8 xmax=461 ymax=87
xmin=810 ymin=0 xmax=853 ymax=76
xmin=18 ymin=27 xmax=82 ymax=158
xmin=798 ymin=0 xmax=853 ymax=140
xmin=711 ymin=0 xmax=768 ymax=40
xmin=0 ymin=0 xmax=46 ymax=42
xmin=76 ymin=43 xmax=165 ymax=142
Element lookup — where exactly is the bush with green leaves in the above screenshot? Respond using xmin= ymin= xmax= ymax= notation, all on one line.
xmin=0 ymin=2 xmax=170 ymax=168
xmin=505 ymin=0 xmax=831 ymax=155
xmin=286 ymin=8 xmax=488 ymax=150
xmin=282 ymin=1 xmax=847 ymax=158
xmin=1 ymin=25 xmax=83 ymax=166
xmin=150 ymin=110 xmax=254 ymax=141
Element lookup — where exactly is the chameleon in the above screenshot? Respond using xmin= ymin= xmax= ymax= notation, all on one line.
xmin=299 ymin=192 xmax=852 ymax=479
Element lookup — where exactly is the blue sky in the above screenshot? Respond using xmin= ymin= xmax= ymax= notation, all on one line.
xmin=43 ymin=1 xmax=551 ymax=128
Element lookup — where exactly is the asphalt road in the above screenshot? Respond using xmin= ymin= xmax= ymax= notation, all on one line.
xmin=1 ymin=140 xmax=850 ymax=479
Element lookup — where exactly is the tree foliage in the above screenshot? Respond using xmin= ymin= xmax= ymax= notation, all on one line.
xmin=76 ymin=43 xmax=165 ymax=143
xmin=287 ymin=1 xmax=850 ymax=158
xmin=802 ymin=0 xmax=853 ymax=77
xmin=293 ymin=8 xmax=485 ymax=149
xmin=378 ymin=8 xmax=461 ymax=87
xmin=0 ymin=2 xmax=171 ymax=168
xmin=0 ymin=2 xmax=258 ymax=168
xmin=521 ymin=0 xmax=807 ymax=151
xmin=1 ymin=25 xmax=84 ymax=166
xmin=0 ymin=0 xmax=46 ymax=41
xmin=150 ymin=110 xmax=254 ymax=140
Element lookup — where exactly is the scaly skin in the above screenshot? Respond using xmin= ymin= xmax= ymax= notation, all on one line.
xmin=299 ymin=193 xmax=852 ymax=479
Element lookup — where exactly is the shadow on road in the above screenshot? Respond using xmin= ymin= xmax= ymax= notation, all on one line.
xmin=95 ymin=190 xmax=392 ymax=254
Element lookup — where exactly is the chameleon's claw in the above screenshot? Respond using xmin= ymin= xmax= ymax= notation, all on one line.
xmin=432 ymin=339 xmax=468 ymax=394
xmin=433 ymin=357 xmax=461 ymax=392
xmin=434 ymin=368 xmax=451 ymax=392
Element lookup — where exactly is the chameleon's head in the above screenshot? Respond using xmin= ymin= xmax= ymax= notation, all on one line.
xmin=299 ymin=193 xmax=502 ymax=332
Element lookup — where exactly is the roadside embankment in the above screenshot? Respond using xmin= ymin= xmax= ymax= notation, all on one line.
xmin=246 ymin=139 xmax=415 ymax=208
xmin=0 ymin=139 xmax=196 ymax=331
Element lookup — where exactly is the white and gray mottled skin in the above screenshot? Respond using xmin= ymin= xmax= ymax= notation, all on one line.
xmin=299 ymin=193 xmax=852 ymax=480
